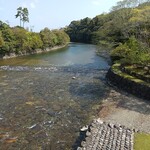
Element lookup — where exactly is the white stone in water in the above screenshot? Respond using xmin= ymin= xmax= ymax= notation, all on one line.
xmin=108 ymin=123 xmax=114 ymax=128
xmin=43 ymin=121 xmax=52 ymax=125
xmin=96 ymin=118 xmax=103 ymax=124
xmin=34 ymin=67 xmax=41 ymax=70
xmin=86 ymin=131 xmax=91 ymax=136
xmin=72 ymin=76 xmax=76 ymax=79
xmin=27 ymin=124 xmax=37 ymax=129
xmin=80 ymin=125 xmax=88 ymax=131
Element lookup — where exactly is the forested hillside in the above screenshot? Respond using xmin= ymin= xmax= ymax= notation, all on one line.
xmin=66 ymin=0 xmax=150 ymax=46
xmin=66 ymin=0 xmax=150 ymax=80
xmin=0 ymin=22 xmax=70 ymax=57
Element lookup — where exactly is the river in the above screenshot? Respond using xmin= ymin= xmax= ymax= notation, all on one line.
xmin=0 ymin=43 xmax=110 ymax=150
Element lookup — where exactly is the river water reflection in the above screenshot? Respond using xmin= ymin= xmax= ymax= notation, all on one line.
xmin=0 ymin=43 xmax=110 ymax=149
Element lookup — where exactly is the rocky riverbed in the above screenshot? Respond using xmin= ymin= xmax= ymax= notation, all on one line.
xmin=0 ymin=64 xmax=110 ymax=150
xmin=1 ymin=65 xmax=149 ymax=150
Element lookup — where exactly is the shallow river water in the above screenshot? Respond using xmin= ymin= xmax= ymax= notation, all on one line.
xmin=0 ymin=43 xmax=111 ymax=149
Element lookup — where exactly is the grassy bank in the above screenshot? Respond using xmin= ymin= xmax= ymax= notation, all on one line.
xmin=106 ymin=63 xmax=150 ymax=100
xmin=111 ymin=63 xmax=150 ymax=87
xmin=134 ymin=133 xmax=150 ymax=150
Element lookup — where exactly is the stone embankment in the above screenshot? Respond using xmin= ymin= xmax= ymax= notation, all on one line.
xmin=0 ymin=44 xmax=67 ymax=59
xmin=78 ymin=118 xmax=134 ymax=150
xmin=106 ymin=66 xmax=150 ymax=100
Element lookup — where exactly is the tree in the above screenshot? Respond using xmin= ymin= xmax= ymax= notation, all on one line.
xmin=15 ymin=7 xmax=23 ymax=27
xmin=22 ymin=8 xmax=29 ymax=27
xmin=0 ymin=31 xmax=4 ymax=48
xmin=23 ymin=32 xmax=43 ymax=52
xmin=112 ymin=0 xmax=150 ymax=11
xmin=40 ymin=28 xmax=58 ymax=48
xmin=66 ymin=18 xmax=92 ymax=43
xmin=53 ymin=29 xmax=70 ymax=45
xmin=15 ymin=7 xmax=29 ymax=27
xmin=12 ymin=27 xmax=27 ymax=53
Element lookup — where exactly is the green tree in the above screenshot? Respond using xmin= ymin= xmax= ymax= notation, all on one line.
xmin=23 ymin=32 xmax=43 ymax=52
xmin=66 ymin=18 xmax=91 ymax=43
xmin=40 ymin=28 xmax=58 ymax=48
xmin=0 ymin=21 xmax=16 ymax=54
xmin=12 ymin=27 xmax=28 ymax=53
xmin=53 ymin=29 xmax=70 ymax=45
xmin=0 ymin=31 xmax=4 ymax=48
xmin=22 ymin=8 xmax=29 ymax=27
xmin=15 ymin=7 xmax=29 ymax=27
xmin=111 ymin=37 xmax=150 ymax=66
xmin=15 ymin=7 xmax=23 ymax=27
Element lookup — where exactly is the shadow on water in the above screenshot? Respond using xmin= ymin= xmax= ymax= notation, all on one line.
xmin=69 ymin=81 xmax=108 ymax=101
xmin=72 ymin=130 xmax=87 ymax=150
xmin=62 ymin=64 xmax=111 ymax=149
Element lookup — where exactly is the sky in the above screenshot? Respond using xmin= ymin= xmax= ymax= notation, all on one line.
xmin=0 ymin=0 xmax=121 ymax=32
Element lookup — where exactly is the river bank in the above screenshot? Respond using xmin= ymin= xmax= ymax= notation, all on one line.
xmin=98 ymin=88 xmax=150 ymax=133
xmin=106 ymin=64 xmax=150 ymax=100
xmin=0 ymin=44 xmax=68 ymax=60
xmin=98 ymin=62 xmax=150 ymax=133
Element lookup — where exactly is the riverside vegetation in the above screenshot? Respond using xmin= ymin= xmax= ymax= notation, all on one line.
xmin=0 ymin=22 xmax=70 ymax=58
xmin=0 ymin=6 xmax=69 ymax=58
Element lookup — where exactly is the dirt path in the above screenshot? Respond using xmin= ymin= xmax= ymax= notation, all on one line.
xmin=98 ymin=89 xmax=150 ymax=133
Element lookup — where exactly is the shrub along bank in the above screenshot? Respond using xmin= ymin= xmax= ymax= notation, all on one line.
xmin=0 ymin=21 xmax=70 ymax=58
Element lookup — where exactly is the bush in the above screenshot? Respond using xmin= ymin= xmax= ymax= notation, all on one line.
xmin=111 ymin=37 xmax=150 ymax=66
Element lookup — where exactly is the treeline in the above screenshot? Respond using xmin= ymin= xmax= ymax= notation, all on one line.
xmin=65 ymin=0 xmax=150 ymax=67
xmin=0 ymin=21 xmax=70 ymax=56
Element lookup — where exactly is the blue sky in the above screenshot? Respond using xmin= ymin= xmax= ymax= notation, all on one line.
xmin=0 ymin=0 xmax=121 ymax=32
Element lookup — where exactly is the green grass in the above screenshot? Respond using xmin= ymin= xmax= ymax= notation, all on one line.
xmin=111 ymin=63 xmax=150 ymax=86
xmin=134 ymin=133 xmax=150 ymax=150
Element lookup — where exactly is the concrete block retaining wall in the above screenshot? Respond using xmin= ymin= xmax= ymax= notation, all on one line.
xmin=106 ymin=68 xmax=150 ymax=100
